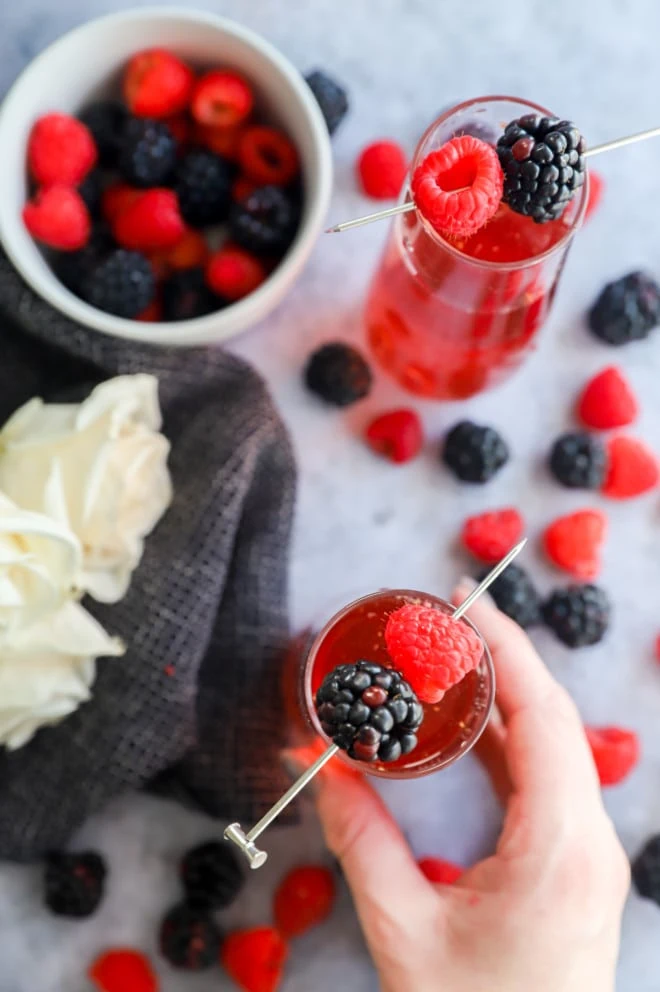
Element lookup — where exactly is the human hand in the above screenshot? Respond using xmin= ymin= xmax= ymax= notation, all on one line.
xmin=307 ymin=581 xmax=630 ymax=992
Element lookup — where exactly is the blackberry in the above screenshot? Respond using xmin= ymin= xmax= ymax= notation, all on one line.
xmin=542 ymin=584 xmax=610 ymax=648
xmin=159 ymin=903 xmax=221 ymax=971
xmin=632 ymin=835 xmax=660 ymax=907
xmin=174 ymin=150 xmax=233 ymax=227
xmin=181 ymin=841 xmax=244 ymax=910
xmin=549 ymin=432 xmax=607 ymax=489
xmin=304 ymin=342 xmax=372 ymax=407
xmin=588 ymin=272 xmax=660 ymax=346
xmin=315 ymin=660 xmax=423 ymax=764
xmin=161 ymin=268 xmax=221 ymax=321
xmin=119 ymin=117 xmax=177 ymax=187
xmin=44 ymin=851 xmax=106 ymax=918
xmin=442 ymin=421 xmax=509 ymax=483
xmin=78 ymin=168 xmax=105 ymax=217
xmin=305 ymin=70 xmax=349 ymax=135
xmin=54 ymin=227 xmax=115 ymax=296
xmin=478 ymin=563 xmax=541 ymax=629
xmin=79 ymin=100 xmax=128 ymax=166
xmin=82 ymin=249 xmax=155 ymax=319
xmin=497 ymin=115 xmax=586 ymax=223
xmin=229 ymin=185 xmax=299 ymax=256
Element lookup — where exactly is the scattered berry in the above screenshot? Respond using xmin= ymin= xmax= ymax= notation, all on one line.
xmin=78 ymin=168 xmax=105 ymax=217
xmin=193 ymin=122 xmax=243 ymax=160
xmin=206 ymin=245 xmax=267 ymax=300
xmin=161 ymin=267 xmax=220 ymax=321
xmin=412 ymin=136 xmax=503 ymax=237
xmin=79 ymin=101 xmax=128 ymax=166
xmin=113 ymin=188 xmax=185 ymax=251
xmin=28 ymin=112 xmax=97 ymax=186
xmin=222 ymin=927 xmax=288 ymax=992
xmin=174 ymin=149 xmax=234 ymax=227
xmin=44 ymin=851 xmax=106 ymax=918
xmin=442 ymin=421 xmax=509 ymax=483
xmin=315 ymin=660 xmax=423 ymax=763
xmin=365 ymin=409 xmax=423 ymax=464
xmin=549 ymin=432 xmax=607 ymax=489
xmin=229 ymin=184 xmax=299 ymax=255
xmin=584 ymin=170 xmax=605 ymax=222
xmin=23 ymin=186 xmax=90 ymax=251
xmin=118 ymin=117 xmax=177 ymax=187
xmin=461 ymin=508 xmax=524 ymax=564
xmin=239 ymin=126 xmax=299 ymax=186
xmin=159 ymin=903 xmax=221 ymax=971
xmin=101 ymin=183 xmax=141 ymax=224
xmin=82 ymin=249 xmax=155 ymax=319
xmin=588 ymin=272 xmax=660 ymax=346
xmin=273 ymin=865 xmax=336 ymax=938
xmin=542 ymin=584 xmax=611 ymax=648
xmin=602 ymin=435 xmax=659 ymax=499
xmin=478 ymin=563 xmax=541 ymax=629
xmin=585 ymin=726 xmax=640 ymax=786
xmin=418 ymin=858 xmax=463 ymax=884
xmin=544 ymin=509 xmax=607 ymax=580
xmin=150 ymin=228 xmax=209 ymax=278
xmin=357 ymin=140 xmax=408 ymax=199
xmin=123 ymin=48 xmax=194 ymax=118
xmin=89 ymin=949 xmax=158 ymax=992
xmin=385 ymin=605 xmax=482 ymax=704
xmin=192 ymin=71 xmax=254 ymax=128
xmin=305 ymin=342 xmax=372 ymax=407
xmin=181 ymin=840 xmax=244 ymax=910
xmin=497 ymin=115 xmax=585 ymax=223
xmin=632 ymin=835 xmax=660 ymax=907
xmin=305 ymin=70 xmax=349 ymax=135
xmin=578 ymin=366 xmax=638 ymax=429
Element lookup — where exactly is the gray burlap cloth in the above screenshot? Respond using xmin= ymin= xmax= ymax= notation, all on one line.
xmin=0 ymin=248 xmax=297 ymax=861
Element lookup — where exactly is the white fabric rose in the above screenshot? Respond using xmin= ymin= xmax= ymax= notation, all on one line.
xmin=0 ymin=374 xmax=172 ymax=603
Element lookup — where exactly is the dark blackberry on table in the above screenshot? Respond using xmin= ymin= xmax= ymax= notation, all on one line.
xmin=542 ymin=583 xmax=610 ymax=648
xmin=497 ymin=114 xmax=586 ymax=223
xmin=442 ymin=421 xmax=509 ymax=483
xmin=632 ymin=835 xmax=660 ymax=907
xmin=79 ymin=100 xmax=128 ymax=166
xmin=305 ymin=70 xmax=349 ymax=134
xmin=161 ymin=268 xmax=221 ymax=321
xmin=478 ymin=563 xmax=541 ymax=629
xmin=174 ymin=150 xmax=233 ymax=227
xmin=82 ymin=249 xmax=155 ymax=318
xmin=588 ymin=272 xmax=660 ymax=346
xmin=118 ymin=117 xmax=177 ymax=187
xmin=229 ymin=185 xmax=299 ymax=256
xmin=549 ymin=432 xmax=607 ymax=489
xmin=181 ymin=841 xmax=244 ymax=910
xmin=315 ymin=660 xmax=423 ymax=764
xmin=304 ymin=342 xmax=372 ymax=407
xmin=159 ymin=903 xmax=221 ymax=971
xmin=44 ymin=851 xmax=106 ymax=918
xmin=78 ymin=168 xmax=105 ymax=217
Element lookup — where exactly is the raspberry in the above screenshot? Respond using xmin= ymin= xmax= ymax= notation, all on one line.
xmin=192 ymin=71 xmax=254 ymax=128
xmin=193 ymin=122 xmax=243 ymax=159
xmin=418 ymin=858 xmax=463 ymax=884
xmin=79 ymin=101 xmax=128 ymax=167
xmin=150 ymin=228 xmax=209 ymax=279
xmin=585 ymin=726 xmax=640 ymax=786
xmin=305 ymin=342 xmax=372 ymax=407
xmin=181 ymin=841 xmax=244 ymax=910
xmin=385 ymin=605 xmax=483 ymax=704
xmin=206 ymin=246 xmax=267 ymax=300
xmin=479 ymin=563 xmax=541 ymax=629
xmin=102 ymin=183 xmax=141 ymax=224
xmin=82 ymin=250 xmax=155 ymax=319
xmin=89 ymin=949 xmax=158 ymax=992
xmin=542 ymin=584 xmax=610 ymax=648
xmin=113 ymin=189 xmax=185 ymax=251
xmin=23 ymin=186 xmax=90 ymax=251
xmin=44 ymin=851 xmax=106 ymax=918
xmin=412 ymin=136 xmax=503 ymax=238
xmin=602 ymin=435 xmax=659 ymax=499
xmin=123 ymin=49 xmax=194 ymax=118
xmin=238 ymin=126 xmax=299 ymax=186
xmin=578 ymin=366 xmax=638 ymax=430
xmin=461 ymin=508 xmax=524 ymax=564
xmin=549 ymin=432 xmax=607 ymax=489
xmin=357 ymin=140 xmax=408 ymax=199
xmin=221 ymin=927 xmax=288 ymax=992
xmin=584 ymin=170 xmax=604 ymax=222
xmin=633 ymin=835 xmax=660 ymax=907
xmin=588 ymin=272 xmax=660 ymax=346
xmin=159 ymin=903 xmax=221 ymax=971
xmin=118 ymin=117 xmax=177 ymax=188
xmin=305 ymin=70 xmax=349 ymax=135
xmin=28 ymin=113 xmax=97 ymax=186
xmin=229 ymin=185 xmax=300 ymax=256
xmin=174 ymin=150 xmax=234 ymax=227
xmin=442 ymin=420 xmax=509 ymax=483
xmin=543 ymin=509 xmax=607 ymax=580
xmin=365 ymin=409 xmax=424 ymax=464
xmin=273 ymin=865 xmax=336 ymax=938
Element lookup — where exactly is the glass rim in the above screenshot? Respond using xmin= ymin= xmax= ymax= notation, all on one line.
xmin=409 ymin=94 xmax=590 ymax=272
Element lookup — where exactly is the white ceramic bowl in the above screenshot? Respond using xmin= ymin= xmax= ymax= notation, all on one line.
xmin=0 ymin=7 xmax=333 ymax=346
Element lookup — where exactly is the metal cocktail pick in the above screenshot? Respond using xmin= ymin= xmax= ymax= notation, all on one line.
xmin=224 ymin=537 xmax=527 ymax=869
xmin=325 ymin=124 xmax=660 ymax=234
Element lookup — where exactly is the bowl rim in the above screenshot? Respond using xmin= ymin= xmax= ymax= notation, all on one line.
xmin=0 ymin=5 xmax=333 ymax=347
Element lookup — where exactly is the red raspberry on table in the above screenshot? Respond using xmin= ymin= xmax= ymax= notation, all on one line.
xmin=221 ymin=927 xmax=288 ymax=992
xmin=461 ymin=507 xmax=524 ymax=564
xmin=543 ymin=509 xmax=607 ymax=580
xmin=23 ymin=186 xmax=90 ymax=251
xmin=88 ymin=948 xmax=158 ymax=992
xmin=418 ymin=857 xmax=464 ymax=885
xmin=357 ymin=140 xmax=408 ymax=199
xmin=28 ymin=113 xmax=97 ymax=186
xmin=273 ymin=865 xmax=336 ymax=938
xmin=584 ymin=170 xmax=605 ymax=222
xmin=411 ymin=136 xmax=503 ymax=239
xmin=206 ymin=246 xmax=267 ymax=301
xmin=602 ymin=435 xmax=659 ymax=499
xmin=365 ymin=409 xmax=424 ymax=464
xmin=385 ymin=605 xmax=483 ymax=704
xmin=192 ymin=71 xmax=254 ymax=128
xmin=113 ymin=189 xmax=185 ymax=251
xmin=585 ymin=726 xmax=640 ymax=786
xmin=239 ymin=126 xmax=300 ymax=186
xmin=578 ymin=366 xmax=638 ymax=430
xmin=123 ymin=48 xmax=194 ymax=118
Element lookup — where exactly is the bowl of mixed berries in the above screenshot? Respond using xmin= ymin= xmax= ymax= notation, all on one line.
xmin=0 ymin=8 xmax=334 ymax=345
